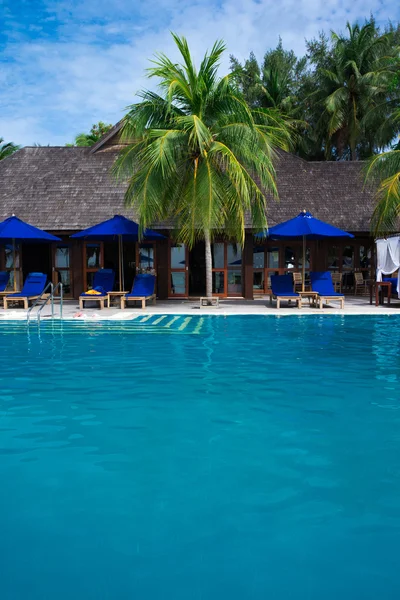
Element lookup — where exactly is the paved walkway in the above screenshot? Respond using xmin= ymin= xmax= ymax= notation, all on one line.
xmin=0 ymin=295 xmax=399 ymax=321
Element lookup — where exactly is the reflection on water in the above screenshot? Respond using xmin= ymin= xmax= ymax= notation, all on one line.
xmin=1 ymin=316 xmax=400 ymax=600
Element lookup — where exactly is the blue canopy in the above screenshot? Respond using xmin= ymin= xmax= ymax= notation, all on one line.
xmin=256 ymin=211 xmax=354 ymax=240
xmin=0 ymin=216 xmax=61 ymax=242
xmin=256 ymin=211 xmax=353 ymax=293
xmin=0 ymin=216 xmax=61 ymax=292
xmin=71 ymin=215 xmax=165 ymax=292
xmin=70 ymin=215 xmax=165 ymax=241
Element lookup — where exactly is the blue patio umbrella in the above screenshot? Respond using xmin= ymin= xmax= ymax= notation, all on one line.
xmin=0 ymin=215 xmax=61 ymax=291
xmin=71 ymin=215 xmax=165 ymax=291
xmin=256 ymin=211 xmax=354 ymax=291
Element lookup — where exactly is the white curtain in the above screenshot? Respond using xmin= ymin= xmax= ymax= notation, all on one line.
xmin=376 ymin=236 xmax=400 ymax=296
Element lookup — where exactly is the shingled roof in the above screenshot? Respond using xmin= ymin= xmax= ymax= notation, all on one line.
xmin=0 ymin=145 xmax=376 ymax=233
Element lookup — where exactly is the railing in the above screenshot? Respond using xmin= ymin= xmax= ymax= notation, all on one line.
xmin=27 ymin=282 xmax=63 ymax=323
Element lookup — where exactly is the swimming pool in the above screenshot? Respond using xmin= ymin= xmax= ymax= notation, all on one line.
xmin=0 ymin=315 xmax=399 ymax=599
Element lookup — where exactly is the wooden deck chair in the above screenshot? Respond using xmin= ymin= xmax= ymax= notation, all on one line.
xmin=120 ymin=274 xmax=156 ymax=309
xmin=79 ymin=269 xmax=115 ymax=310
xmin=331 ymin=272 xmax=342 ymax=293
xmin=292 ymin=272 xmax=303 ymax=292
xmin=3 ymin=273 xmax=46 ymax=309
xmin=269 ymin=275 xmax=302 ymax=309
xmin=310 ymin=271 xmax=345 ymax=309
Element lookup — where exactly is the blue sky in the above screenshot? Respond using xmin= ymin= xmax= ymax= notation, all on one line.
xmin=1 ymin=0 xmax=398 ymax=146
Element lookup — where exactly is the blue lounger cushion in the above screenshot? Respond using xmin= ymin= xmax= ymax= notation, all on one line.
xmin=310 ymin=271 xmax=344 ymax=297
xmin=383 ymin=277 xmax=398 ymax=295
xmin=0 ymin=271 xmax=10 ymax=292
xmin=125 ymin=274 xmax=156 ymax=298
xmin=270 ymin=274 xmax=300 ymax=297
xmin=80 ymin=269 xmax=115 ymax=297
xmin=6 ymin=272 xmax=47 ymax=298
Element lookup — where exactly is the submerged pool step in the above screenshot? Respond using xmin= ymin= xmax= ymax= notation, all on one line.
xmin=0 ymin=315 xmax=206 ymax=335
xmin=132 ymin=314 xmax=203 ymax=334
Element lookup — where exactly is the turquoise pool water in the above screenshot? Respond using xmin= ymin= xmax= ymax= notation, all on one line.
xmin=0 ymin=315 xmax=400 ymax=599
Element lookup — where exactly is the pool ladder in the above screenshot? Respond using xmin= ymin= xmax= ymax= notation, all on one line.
xmin=27 ymin=282 xmax=63 ymax=323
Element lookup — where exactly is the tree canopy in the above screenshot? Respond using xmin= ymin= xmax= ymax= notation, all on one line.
xmin=230 ymin=17 xmax=400 ymax=162
xmin=66 ymin=121 xmax=113 ymax=147
xmin=0 ymin=138 xmax=20 ymax=161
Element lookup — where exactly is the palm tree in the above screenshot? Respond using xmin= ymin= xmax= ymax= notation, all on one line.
xmin=67 ymin=122 xmax=113 ymax=147
xmin=0 ymin=138 xmax=20 ymax=160
xmin=316 ymin=21 xmax=393 ymax=160
xmin=114 ymin=34 xmax=292 ymax=297
xmin=365 ymin=110 xmax=400 ymax=233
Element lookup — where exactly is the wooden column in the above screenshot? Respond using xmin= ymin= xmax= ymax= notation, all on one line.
xmin=156 ymin=235 xmax=169 ymax=300
xmin=243 ymin=231 xmax=254 ymax=300
xmin=314 ymin=240 xmax=326 ymax=271
xmin=71 ymin=239 xmax=84 ymax=298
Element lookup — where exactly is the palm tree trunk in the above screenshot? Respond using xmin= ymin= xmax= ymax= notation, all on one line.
xmin=204 ymin=229 xmax=212 ymax=298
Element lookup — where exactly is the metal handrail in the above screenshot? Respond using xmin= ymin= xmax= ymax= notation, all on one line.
xmin=27 ymin=282 xmax=63 ymax=323
xmin=27 ymin=282 xmax=53 ymax=323
xmin=50 ymin=282 xmax=63 ymax=320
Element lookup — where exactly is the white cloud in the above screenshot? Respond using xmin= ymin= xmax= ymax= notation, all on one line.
xmin=1 ymin=0 xmax=398 ymax=145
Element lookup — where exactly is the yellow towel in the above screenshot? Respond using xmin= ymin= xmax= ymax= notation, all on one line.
xmin=85 ymin=289 xmax=102 ymax=295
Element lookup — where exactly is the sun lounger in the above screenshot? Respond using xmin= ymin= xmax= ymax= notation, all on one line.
xmin=120 ymin=274 xmax=156 ymax=309
xmin=270 ymin=274 xmax=302 ymax=309
xmin=79 ymin=269 xmax=115 ymax=310
xmin=0 ymin=271 xmax=10 ymax=296
xmin=3 ymin=272 xmax=47 ymax=309
xmin=310 ymin=271 xmax=345 ymax=309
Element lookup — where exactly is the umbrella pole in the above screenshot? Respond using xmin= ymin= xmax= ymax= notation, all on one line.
xmin=13 ymin=238 xmax=16 ymax=292
xmin=302 ymin=235 xmax=306 ymax=292
xmin=118 ymin=235 xmax=122 ymax=292
xmin=121 ymin=238 xmax=125 ymax=291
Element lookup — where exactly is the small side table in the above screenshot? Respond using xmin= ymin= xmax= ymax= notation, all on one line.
xmin=298 ymin=291 xmax=319 ymax=307
xmin=107 ymin=291 xmax=128 ymax=308
xmin=371 ymin=281 xmax=391 ymax=306
xmin=200 ymin=297 xmax=219 ymax=308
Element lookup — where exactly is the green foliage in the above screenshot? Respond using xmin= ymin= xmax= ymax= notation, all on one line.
xmin=0 ymin=137 xmax=20 ymax=160
xmin=114 ymin=33 xmax=292 ymax=248
xmin=67 ymin=121 xmax=113 ymax=147
xmin=230 ymin=17 xmax=400 ymax=161
xmin=365 ymin=110 xmax=400 ymax=233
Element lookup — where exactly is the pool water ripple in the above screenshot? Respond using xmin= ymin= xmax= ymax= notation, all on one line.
xmin=1 ymin=316 xmax=400 ymax=599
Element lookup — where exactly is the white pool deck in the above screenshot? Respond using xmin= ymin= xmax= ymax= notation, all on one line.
xmin=0 ymin=295 xmax=399 ymax=321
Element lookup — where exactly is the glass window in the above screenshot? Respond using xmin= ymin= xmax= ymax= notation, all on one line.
xmin=328 ymin=246 xmax=339 ymax=270
xmin=228 ymin=270 xmax=242 ymax=294
xmin=56 ymin=270 xmax=71 ymax=294
xmin=298 ymin=247 xmax=310 ymax=269
xmin=267 ymin=247 xmax=279 ymax=269
xmin=253 ymin=271 xmax=265 ymax=291
xmin=171 ymin=272 xmax=186 ymax=295
xmin=359 ymin=245 xmax=371 ymax=269
xmin=5 ymin=244 xmax=20 ymax=268
xmin=139 ymin=245 xmax=154 ymax=269
xmin=212 ymin=271 xmax=225 ymax=294
xmin=227 ymin=244 xmax=242 ymax=267
xmin=342 ymin=246 xmax=354 ymax=269
xmin=253 ymin=247 xmax=265 ymax=269
xmin=8 ymin=270 xmax=21 ymax=291
xmin=55 ymin=246 xmax=70 ymax=268
xmin=212 ymin=243 xmax=225 ymax=269
xmin=171 ymin=244 xmax=186 ymax=268
xmin=86 ymin=272 xmax=95 ymax=290
xmin=86 ymin=244 xmax=101 ymax=269
xmin=285 ymin=246 xmax=296 ymax=269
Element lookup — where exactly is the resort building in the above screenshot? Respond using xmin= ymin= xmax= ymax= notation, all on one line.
xmin=0 ymin=123 xmax=376 ymax=300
